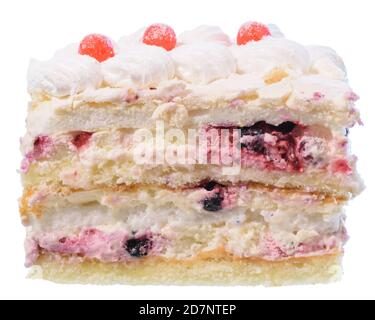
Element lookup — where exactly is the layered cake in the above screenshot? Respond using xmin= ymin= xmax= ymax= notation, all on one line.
xmin=21 ymin=22 xmax=363 ymax=285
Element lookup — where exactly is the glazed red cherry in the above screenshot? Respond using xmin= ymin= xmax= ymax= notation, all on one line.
xmin=237 ymin=21 xmax=271 ymax=45
xmin=79 ymin=34 xmax=115 ymax=62
xmin=143 ymin=23 xmax=177 ymax=51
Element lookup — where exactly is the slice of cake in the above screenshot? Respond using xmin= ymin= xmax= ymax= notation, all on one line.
xmin=21 ymin=22 xmax=362 ymax=285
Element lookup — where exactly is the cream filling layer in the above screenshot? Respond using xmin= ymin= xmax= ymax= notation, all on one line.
xmin=21 ymin=184 xmax=344 ymax=222
xmin=21 ymin=126 xmax=362 ymax=196
xmin=25 ymin=199 xmax=346 ymax=267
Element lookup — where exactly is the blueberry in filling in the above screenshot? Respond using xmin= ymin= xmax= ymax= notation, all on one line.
xmin=275 ymin=121 xmax=297 ymax=134
xmin=203 ymin=192 xmax=224 ymax=212
xmin=201 ymin=180 xmax=222 ymax=191
xmin=125 ymin=236 xmax=152 ymax=257
xmin=241 ymin=121 xmax=297 ymax=136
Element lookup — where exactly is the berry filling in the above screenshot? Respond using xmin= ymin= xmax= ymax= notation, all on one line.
xmin=29 ymin=228 xmax=159 ymax=264
xmin=207 ymin=121 xmax=336 ymax=173
xmin=25 ymin=227 xmax=346 ymax=266
xmin=199 ymin=181 xmax=238 ymax=212
xmin=124 ymin=236 xmax=153 ymax=258
xmin=262 ymin=230 xmax=347 ymax=260
xmin=203 ymin=192 xmax=224 ymax=212
xmin=72 ymin=132 xmax=93 ymax=149
xmin=332 ymin=159 xmax=352 ymax=175
xmin=239 ymin=121 xmax=305 ymax=172
xmin=21 ymin=135 xmax=54 ymax=172
xmin=200 ymin=180 xmax=224 ymax=191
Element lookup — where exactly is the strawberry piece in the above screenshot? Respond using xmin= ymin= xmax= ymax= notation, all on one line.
xmin=143 ymin=23 xmax=177 ymax=51
xmin=237 ymin=21 xmax=271 ymax=45
xmin=79 ymin=34 xmax=115 ymax=62
xmin=33 ymin=136 xmax=53 ymax=158
xmin=332 ymin=159 xmax=352 ymax=175
xmin=72 ymin=132 xmax=93 ymax=149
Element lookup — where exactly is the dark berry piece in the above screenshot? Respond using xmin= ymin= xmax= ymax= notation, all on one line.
xmin=241 ymin=127 xmax=262 ymax=137
xmin=203 ymin=181 xmax=217 ymax=191
xmin=241 ymin=121 xmax=297 ymax=137
xmin=72 ymin=132 xmax=93 ymax=149
xmin=201 ymin=180 xmax=220 ymax=191
xmin=241 ymin=121 xmax=268 ymax=136
xmin=125 ymin=236 xmax=152 ymax=257
xmin=33 ymin=135 xmax=52 ymax=155
xmin=203 ymin=193 xmax=223 ymax=212
xmin=275 ymin=122 xmax=297 ymax=134
xmin=249 ymin=137 xmax=266 ymax=154
xmin=34 ymin=136 xmax=47 ymax=148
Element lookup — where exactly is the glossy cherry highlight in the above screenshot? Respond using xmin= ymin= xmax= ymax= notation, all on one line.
xmin=143 ymin=23 xmax=177 ymax=51
xmin=237 ymin=21 xmax=271 ymax=45
xmin=79 ymin=34 xmax=115 ymax=62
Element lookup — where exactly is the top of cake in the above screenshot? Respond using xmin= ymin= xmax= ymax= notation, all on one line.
xmin=25 ymin=22 xmax=360 ymax=137
xmin=28 ymin=22 xmax=349 ymax=98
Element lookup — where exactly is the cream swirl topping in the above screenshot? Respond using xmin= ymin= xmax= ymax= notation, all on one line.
xmin=27 ymin=54 xmax=103 ymax=97
xmin=307 ymin=45 xmax=347 ymax=80
xmin=102 ymin=44 xmax=175 ymax=88
xmin=171 ymin=43 xmax=236 ymax=84
xmin=27 ymin=24 xmax=349 ymax=96
xmin=179 ymin=25 xmax=232 ymax=46
xmin=231 ymin=37 xmax=311 ymax=77
xmin=117 ymin=28 xmax=145 ymax=49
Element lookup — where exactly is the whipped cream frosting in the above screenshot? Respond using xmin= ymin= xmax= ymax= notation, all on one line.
xmin=179 ymin=25 xmax=232 ymax=46
xmin=28 ymin=55 xmax=103 ymax=97
xmin=117 ymin=27 xmax=146 ymax=49
xmin=267 ymin=24 xmax=284 ymax=38
xmin=231 ymin=37 xmax=310 ymax=76
xmin=102 ymin=45 xmax=175 ymax=88
xmin=171 ymin=43 xmax=236 ymax=84
xmin=27 ymin=24 xmax=349 ymax=97
xmin=307 ymin=45 xmax=347 ymax=80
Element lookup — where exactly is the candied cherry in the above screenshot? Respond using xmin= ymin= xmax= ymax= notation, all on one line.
xmin=237 ymin=21 xmax=270 ymax=45
xmin=79 ymin=34 xmax=115 ymax=62
xmin=143 ymin=23 xmax=177 ymax=51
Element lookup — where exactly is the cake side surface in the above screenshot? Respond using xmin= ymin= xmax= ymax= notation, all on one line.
xmin=25 ymin=25 xmax=360 ymax=138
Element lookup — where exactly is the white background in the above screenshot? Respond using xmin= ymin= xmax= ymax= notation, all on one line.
xmin=0 ymin=0 xmax=374 ymax=300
